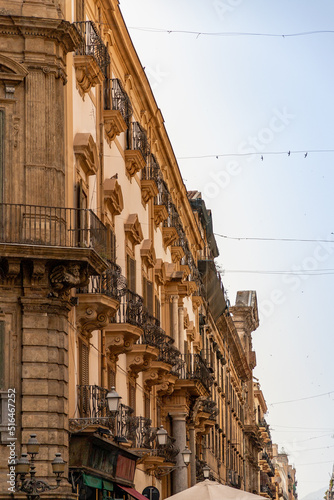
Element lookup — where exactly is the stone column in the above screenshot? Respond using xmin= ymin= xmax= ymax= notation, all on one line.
xmin=171 ymin=412 xmax=188 ymax=494
xmin=189 ymin=425 xmax=196 ymax=486
xmin=171 ymin=295 xmax=179 ymax=349
xmin=20 ymin=295 xmax=73 ymax=496
xmin=178 ymin=305 xmax=185 ymax=355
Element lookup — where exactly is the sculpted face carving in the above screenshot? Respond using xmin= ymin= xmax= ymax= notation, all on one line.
xmin=49 ymin=263 xmax=89 ymax=297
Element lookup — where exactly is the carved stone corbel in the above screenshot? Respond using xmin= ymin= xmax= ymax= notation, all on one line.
xmin=49 ymin=262 xmax=89 ymax=298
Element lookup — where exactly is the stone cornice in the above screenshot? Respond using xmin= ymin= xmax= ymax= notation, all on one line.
xmin=0 ymin=16 xmax=81 ymax=54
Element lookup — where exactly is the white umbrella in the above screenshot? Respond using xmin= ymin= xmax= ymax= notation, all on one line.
xmin=165 ymin=480 xmax=265 ymax=500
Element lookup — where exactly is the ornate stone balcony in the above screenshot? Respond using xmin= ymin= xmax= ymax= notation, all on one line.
xmin=73 ymin=21 xmax=110 ymax=96
xmin=125 ymin=122 xmax=148 ymax=176
xmin=105 ymin=289 xmax=144 ymax=360
xmin=76 ymin=262 xmax=126 ymax=337
xmin=174 ymin=353 xmax=214 ymax=396
xmin=103 ymin=78 xmax=131 ymax=143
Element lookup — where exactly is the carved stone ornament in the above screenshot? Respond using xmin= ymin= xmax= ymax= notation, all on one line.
xmin=140 ymin=239 xmax=156 ymax=268
xmin=73 ymin=55 xmax=104 ymax=98
xmin=49 ymin=262 xmax=89 ymax=297
xmin=141 ymin=179 xmax=158 ymax=204
xmin=153 ymin=204 xmax=168 ymax=227
xmin=124 ymin=149 xmax=146 ymax=177
xmin=103 ymin=109 xmax=127 ymax=144
xmin=162 ymin=226 xmax=178 ymax=248
xmin=124 ymin=214 xmax=144 ymax=245
xmin=73 ymin=133 xmax=98 ymax=176
xmin=104 ymin=178 xmax=124 ymax=215
xmin=76 ymin=296 xmax=118 ymax=338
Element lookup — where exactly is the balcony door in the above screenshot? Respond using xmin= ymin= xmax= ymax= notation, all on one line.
xmin=0 ymin=110 xmax=4 ymax=203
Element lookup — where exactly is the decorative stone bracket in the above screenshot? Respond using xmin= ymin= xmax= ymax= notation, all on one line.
xmin=126 ymin=344 xmax=159 ymax=376
xmin=49 ymin=262 xmax=89 ymax=298
xmin=76 ymin=294 xmax=119 ymax=338
xmin=162 ymin=226 xmax=178 ymax=248
xmin=104 ymin=178 xmax=124 ymax=216
xmin=103 ymin=109 xmax=127 ymax=145
xmin=153 ymin=204 xmax=168 ymax=227
xmin=74 ymin=55 xmax=104 ymax=97
xmin=124 ymin=149 xmax=146 ymax=177
xmin=104 ymin=323 xmax=143 ymax=361
xmin=141 ymin=179 xmax=158 ymax=204
xmin=73 ymin=133 xmax=98 ymax=176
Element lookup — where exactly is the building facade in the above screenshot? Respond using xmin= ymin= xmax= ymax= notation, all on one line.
xmin=0 ymin=0 xmax=296 ymax=499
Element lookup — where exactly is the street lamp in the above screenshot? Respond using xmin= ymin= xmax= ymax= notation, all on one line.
xmin=181 ymin=446 xmax=192 ymax=466
xmin=156 ymin=425 xmax=168 ymax=446
xmin=15 ymin=434 xmax=66 ymax=500
xmin=106 ymin=386 xmax=122 ymax=413
xmin=202 ymin=464 xmax=211 ymax=479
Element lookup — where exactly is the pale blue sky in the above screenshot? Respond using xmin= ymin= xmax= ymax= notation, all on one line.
xmin=119 ymin=1 xmax=334 ymax=497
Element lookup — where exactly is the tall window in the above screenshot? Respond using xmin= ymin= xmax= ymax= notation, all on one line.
xmin=143 ymin=277 xmax=154 ymax=316
xmin=126 ymin=255 xmax=136 ymax=292
xmin=78 ymin=338 xmax=89 ymax=386
xmin=128 ymin=379 xmax=136 ymax=412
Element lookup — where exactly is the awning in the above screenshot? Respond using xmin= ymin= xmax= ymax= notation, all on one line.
xmin=83 ymin=474 xmax=103 ymax=489
xmin=82 ymin=474 xmax=114 ymax=492
xmin=117 ymin=484 xmax=149 ymax=500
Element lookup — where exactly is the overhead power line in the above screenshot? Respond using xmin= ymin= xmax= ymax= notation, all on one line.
xmin=129 ymin=27 xmax=334 ymax=39
xmin=214 ymin=233 xmax=334 ymax=243
xmin=270 ymin=390 xmax=334 ymax=405
xmin=223 ymin=269 xmax=334 ymax=276
xmin=178 ymin=149 xmax=334 ymax=160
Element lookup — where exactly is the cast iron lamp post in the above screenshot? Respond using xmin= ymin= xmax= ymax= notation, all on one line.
xmin=15 ymin=434 xmax=66 ymax=500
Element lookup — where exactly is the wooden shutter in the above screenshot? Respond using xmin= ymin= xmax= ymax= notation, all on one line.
xmin=129 ymin=380 xmax=136 ymax=412
xmin=144 ymin=393 xmax=150 ymax=419
xmin=107 ymin=365 xmax=116 ymax=389
xmin=155 ymin=297 xmax=160 ymax=322
xmin=127 ymin=255 xmax=136 ymax=292
xmin=79 ymin=339 xmax=89 ymax=386
xmin=146 ymin=280 xmax=153 ymax=316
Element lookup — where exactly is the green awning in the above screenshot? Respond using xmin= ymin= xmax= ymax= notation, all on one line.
xmin=103 ymin=480 xmax=114 ymax=492
xmin=83 ymin=474 xmax=103 ymax=489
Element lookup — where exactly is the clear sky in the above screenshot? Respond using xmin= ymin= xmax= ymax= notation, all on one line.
xmin=119 ymin=1 xmax=334 ymax=497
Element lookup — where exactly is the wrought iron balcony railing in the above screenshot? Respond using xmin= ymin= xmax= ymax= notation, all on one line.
xmin=77 ymin=261 xmax=127 ymax=299
xmin=127 ymin=122 xmax=148 ymax=159
xmin=155 ymin=178 xmax=171 ymax=208
xmin=175 ymin=353 xmax=214 ymax=391
xmin=104 ymin=78 xmax=132 ymax=124
xmin=76 ymin=384 xmax=110 ymax=425
xmin=162 ymin=202 xmax=182 ymax=231
xmin=142 ymin=154 xmax=162 ymax=182
xmin=74 ymin=20 xmax=110 ymax=76
xmin=0 ymin=203 xmax=107 ymax=256
xmin=111 ymin=289 xmax=144 ymax=326
xmin=138 ymin=323 xmax=182 ymax=368
xmin=261 ymin=451 xmax=275 ymax=477
xmin=201 ymin=399 xmax=218 ymax=420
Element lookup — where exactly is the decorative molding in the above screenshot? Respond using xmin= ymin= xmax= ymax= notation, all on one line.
xmin=162 ymin=226 xmax=178 ymax=248
xmin=104 ymin=323 xmax=143 ymax=358
xmin=73 ymin=133 xmax=98 ymax=176
xmin=124 ymin=149 xmax=146 ymax=177
xmin=153 ymin=204 xmax=168 ymax=227
xmin=104 ymin=178 xmax=124 ymax=215
xmin=140 ymin=239 xmax=156 ymax=269
xmin=103 ymin=109 xmax=127 ymax=144
xmin=141 ymin=179 xmax=158 ymax=204
xmin=154 ymin=259 xmax=167 ymax=286
xmin=49 ymin=262 xmax=89 ymax=297
xmin=76 ymin=294 xmax=119 ymax=338
xmin=171 ymin=246 xmax=184 ymax=264
xmin=73 ymin=55 xmax=104 ymax=97
xmin=124 ymin=214 xmax=144 ymax=245
xmin=126 ymin=344 xmax=158 ymax=376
